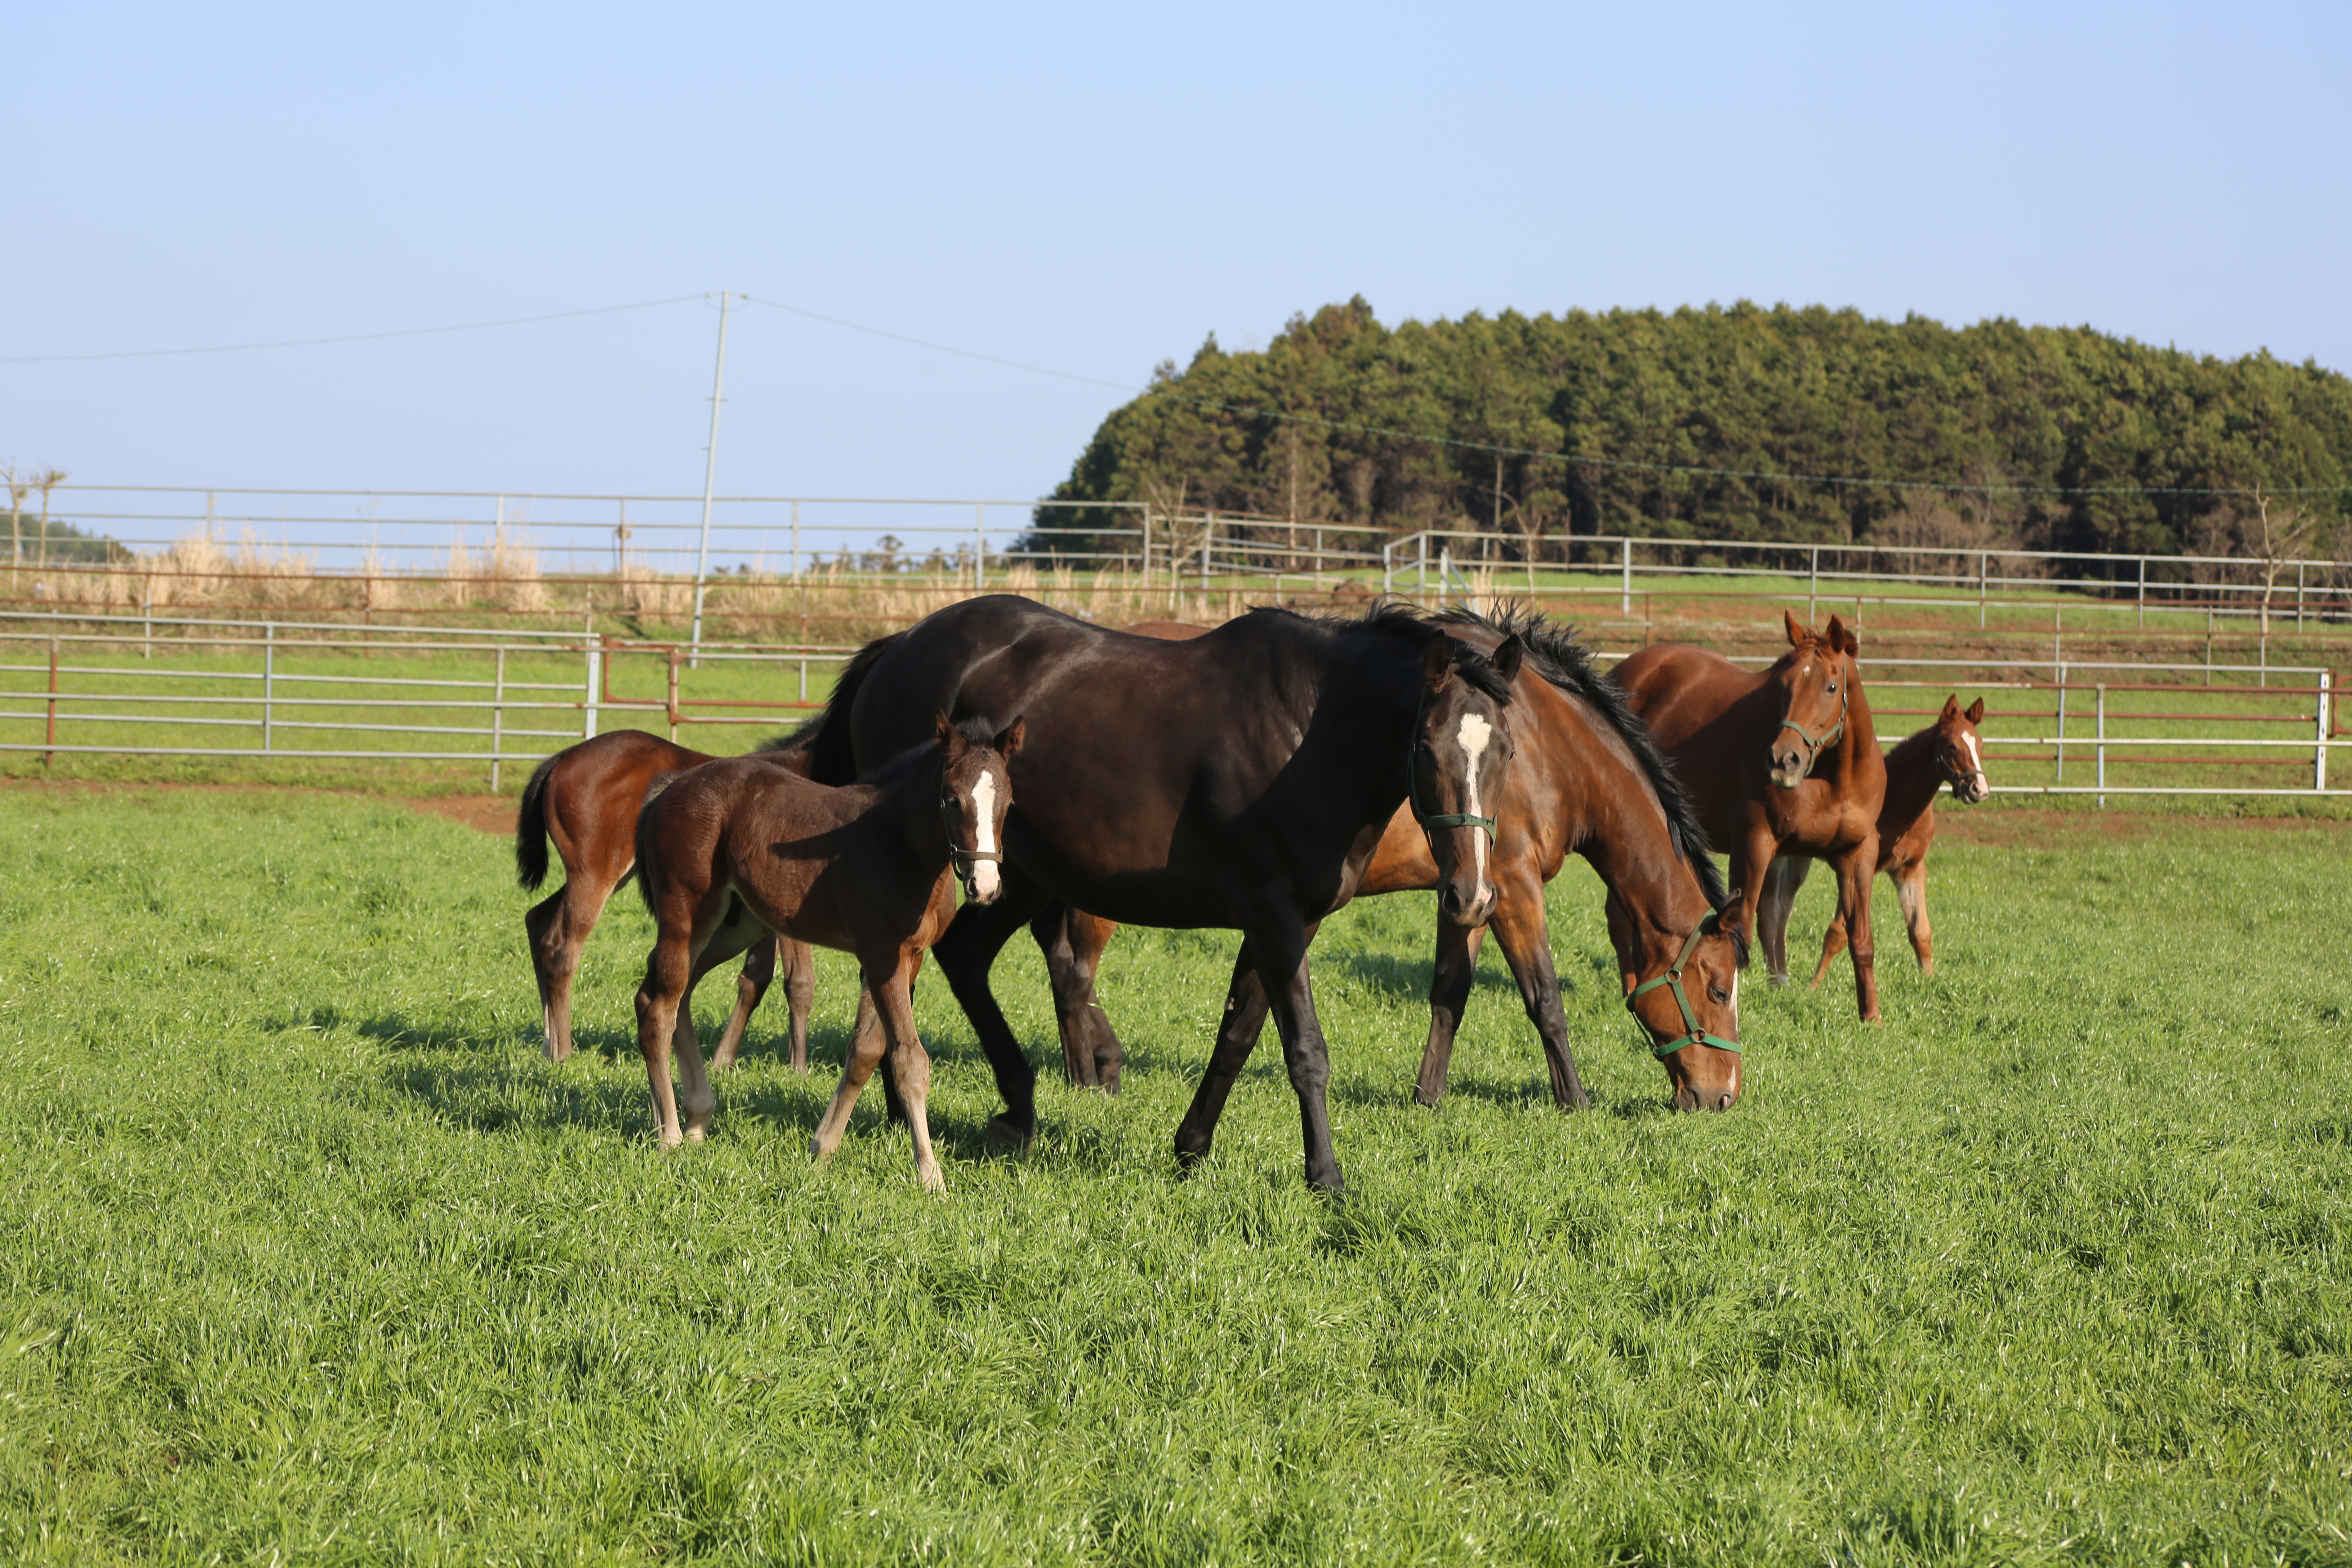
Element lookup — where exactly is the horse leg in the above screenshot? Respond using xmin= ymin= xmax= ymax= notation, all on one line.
xmin=1895 ymin=858 xmax=1933 ymax=974
xmin=708 ymin=935 xmax=775 ymax=1072
xmin=782 ymin=938 xmax=815 ymax=1073
xmin=633 ymin=924 xmax=692 ymax=1149
xmin=1604 ymin=888 xmax=1638 ymax=994
xmin=873 ymin=960 xmax=943 ymax=1193
xmin=809 ymin=989 xmax=886 ymax=1161
xmin=1411 ymin=920 xmax=1482 ymax=1109
xmin=1767 ymin=856 xmax=1814 ymax=987
xmin=1172 ymin=939 xmax=1272 ymax=1174
xmin=1248 ymin=914 xmax=1345 ymax=1197
xmin=673 ymin=980 xmax=717 ymax=1144
xmin=1834 ymin=837 xmax=1882 ymax=1022
xmin=1065 ymin=909 xmax=1125 ymax=1094
xmin=932 ymin=873 xmax=1054 ymax=1153
xmin=1730 ymin=833 xmax=1776 ymax=958
xmin=1811 ymin=893 xmax=1850 ymax=990
xmin=1031 ymin=904 xmax=1098 ymax=1088
xmin=526 ymin=871 xmax=612 ymax=1064
xmin=1487 ymin=878 xmax=1588 ymax=1111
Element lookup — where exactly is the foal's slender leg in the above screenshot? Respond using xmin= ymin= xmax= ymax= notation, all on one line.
xmin=873 ymin=960 xmax=944 ymax=1193
xmin=709 ymin=937 xmax=777 ymax=1072
xmin=1063 ymin=909 xmax=1126 ymax=1094
xmin=809 ymin=989 xmax=887 ymax=1160
xmin=1811 ymin=900 xmax=1850 ymax=989
xmin=1412 ymin=920 xmax=1483 ymax=1109
xmin=1172 ymin=940 xmax=1270 ymax=1174
xmin=633 ymin=924 xmax=693 ymax=1149
xmin=1031 ymin=904 xmax=1099 ymax=1089
xmin=1833 ymin=837 xmax=1882 ymax=1022
xmin=782 ymin=937 xmax=815 ymax=1073
xmin=673 ymin=980 xmax=717 ymax=1144
xmin=526 ymin=870 xmax=615 ymax=1063
xmin=1893 ymin=858 xmax=1933 ymax=974
xmin=933 ymin=875 xmax=1054 ymax=1152
xmin=1486 ymin=877 xmax=1588 ymax=1111
xmin=1761 ymin=856 xmax=1811 ymax=987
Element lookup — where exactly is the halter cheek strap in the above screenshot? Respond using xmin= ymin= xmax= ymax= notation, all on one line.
xmin=1775 ymin=662 xmax=1850 ymax=780
xmin=1625 ymin=911 xmax=1742 ymax=1058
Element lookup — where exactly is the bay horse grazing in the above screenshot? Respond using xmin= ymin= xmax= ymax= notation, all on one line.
xmin=795 ymin=596 xmax=1517 ymax=1196
xmin=1613 ymin=612 xmax=1890 ymax=1020
xmin=1772 ymin=695 xmax=1991 ymax=986
xmin=516 ymin=731 xmax=814 ymax=1069
xmin=1038 ymin=608 xmax=1749 ymax=1114
xmin=630 ymin=714 xmax=1022 ymax=1187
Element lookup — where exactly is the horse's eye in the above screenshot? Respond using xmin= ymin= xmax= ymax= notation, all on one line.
xmin=1826 ymin=681 xmax=1837 ymax=692
xmin=1709 ymin=986 xmax=1730 ymax=1004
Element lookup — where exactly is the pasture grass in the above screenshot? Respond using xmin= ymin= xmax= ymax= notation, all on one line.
xmin=0 ymin=787 xmax=2348 ymax=1564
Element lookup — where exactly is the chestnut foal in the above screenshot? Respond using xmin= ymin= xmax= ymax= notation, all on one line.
xmin=516 ymin=730 xmax=815 ymax=1069
xmin=630 ymin=714 xmax=1021 ymax=1189
xmin=1767 ymin=695 xmax=1992 ymax=985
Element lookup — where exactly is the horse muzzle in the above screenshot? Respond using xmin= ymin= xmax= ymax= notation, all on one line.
xmin=1954 ymin=773 xmax=1991 ymax=804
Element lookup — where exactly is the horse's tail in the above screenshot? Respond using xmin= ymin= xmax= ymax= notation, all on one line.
xmin=514 ymin=751 xmax=562 ymax=890
xmin=756 ymin=628 xmax=904 ymax=784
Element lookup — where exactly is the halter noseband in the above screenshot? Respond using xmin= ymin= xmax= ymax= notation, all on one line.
xmin=939 ymin=784 xmax=1004 ymax=880
xmin=1625 ymin=911 xmax=1742 ymax=1058
xmin=1775 ymin=657 xmax=1849 ymax=780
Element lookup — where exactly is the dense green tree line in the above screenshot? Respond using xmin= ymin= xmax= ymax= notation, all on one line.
xmin=1025 ymin=299 xmax=2352 ymax=575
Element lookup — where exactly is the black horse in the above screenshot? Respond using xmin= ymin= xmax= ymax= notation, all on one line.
xmin=794 ymin=595 xmax=1519 ymax=1196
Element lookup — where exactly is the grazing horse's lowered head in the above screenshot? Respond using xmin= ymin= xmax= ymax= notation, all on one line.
xmin=1411 ymin=631 xmax=1526 ymax=928
xmin=1935 ymin=695 xmax=1992 ymax=804
xmin=1627 ymin=892 xmax=1748 ymax=1113
xmin=933 ymin=710 xmax=1023 ymax=905
xmin=1767 ymin=610 xmax=1858 ymax=790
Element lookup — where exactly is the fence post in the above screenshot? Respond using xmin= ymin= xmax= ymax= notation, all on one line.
xmin=490 ymin=646 xmax=507 ymax=793
xmin=2319 ymin=670 xmax=2332 ymax=793
xmin=44 ymin=637 xmax=58 ymax=767
xmin=584 ymin=622 xmax=601 ymax=740
xmin=2297 ymin=562 xmax=2305 ymax=629
xmin=1140 ymin=506 xmax=1152 ymax=591
xmin=2095 ymin=684 xmax=2106 ymax=808
xmin=1201 ymin=512 xmax=1213 ymax=606
xmin=143 ymin=579 xmax=154 ymax=659
xmin=667 ymin=646 xmax=682 ymax=742
xmin=2137 ymin=556 xmax=2146 ymax=630
xmin=1621 ymin=537 xmax=1632 ymax=616
xmin=262 ymin=624 xmax=275 ymax=754
xmin=1421 ymin=532 xmax=1430 ymax=603
xmin=2055 ymin=664 xmax=2067 ymax=782
xmin=1810 ymin=545 xmax=1820 ymax=624
xmin=1980 ymin=550 xmax=1989 ymax=629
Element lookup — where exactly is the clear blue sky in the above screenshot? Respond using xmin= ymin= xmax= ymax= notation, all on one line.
xmin=4 ymin=1 xmax=2346 ymax=530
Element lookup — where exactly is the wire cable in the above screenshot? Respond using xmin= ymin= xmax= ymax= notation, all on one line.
xmin=0 ymin=294 xmax=707 ymax=365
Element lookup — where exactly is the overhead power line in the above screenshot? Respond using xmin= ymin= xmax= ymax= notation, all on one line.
xmin=0 ymin=294 xmax=707 ymax=364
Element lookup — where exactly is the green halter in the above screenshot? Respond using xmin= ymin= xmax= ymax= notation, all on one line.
xmin=1409 ymin=683 xmax=1499 ymax=842
xmin=1625 ymin=911 xmax=1742 ymax=1058
xmin=1775 ymin=663 xmax=1849 ymax=780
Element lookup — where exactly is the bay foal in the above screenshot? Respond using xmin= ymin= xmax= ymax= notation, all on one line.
xmin=1614 ymin=612 xmax=1889 ymax=1020
xmin=1766 ymin=695 xmax=1991 ymax=985
xmin=631 ymin=714 xmax=1021 ymax=1189
xmin=516 ymin=730 xmax=814 ymax=1069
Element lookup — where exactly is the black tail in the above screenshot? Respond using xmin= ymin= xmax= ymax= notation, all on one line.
xmin=755 ymin=628 xmax=905 ymax=784
xmin=515 ymin=751 xmax=561 ymax=890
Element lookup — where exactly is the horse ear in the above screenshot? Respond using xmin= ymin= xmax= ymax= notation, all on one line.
xmin=1423 ymin=635 xmax=1455 ymax=689
xmin=994 ymin=715 xmax=1025 ymax=759
xmin=1941 ymin=693 xmax=1961 ymax=721
xmin=1783 ymin=609 xmax=1809 ymax=648
xmin=1823 ymin=614 xmax=1858 ymax=657
xmin=933 ymin=708 xmax=955 ymax=747
xmin=1491 ymin=635 xmax=1526 ymax=683
xmin=1965 ymin=697 xmax=1986 ymax=724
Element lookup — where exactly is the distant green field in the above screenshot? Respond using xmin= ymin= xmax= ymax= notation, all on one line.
xmin=1 ymin=787 xmax=2346 ymax=1564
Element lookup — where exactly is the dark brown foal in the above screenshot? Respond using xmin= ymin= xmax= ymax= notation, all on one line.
xmin=516 ymin=729 xmax=814 ymax=1069
xmin=630 ymin=713 xmax=1022 ymax=1187
xmin=1777 ymin=694 xmax=1991 ymax=984
xmin=1614 ymin=612 xmax=1889 ymax=1020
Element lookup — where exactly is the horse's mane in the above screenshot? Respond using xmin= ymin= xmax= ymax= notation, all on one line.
xmin=753 ymin=626 xmax=906 ymax=783
xmin=1430 ymin=603 xmax=1737 ymax=924
xmin=1247 ymin=601 xmax=1517 ymax=704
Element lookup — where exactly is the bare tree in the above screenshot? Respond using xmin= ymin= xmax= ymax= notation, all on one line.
xmin=32 ymin=468 xmax=67 ymax=573
xmin=2245 ymin=483 xmax=2316 ymax=637
xmin=2 ymin=463 xmax=27 ymax=584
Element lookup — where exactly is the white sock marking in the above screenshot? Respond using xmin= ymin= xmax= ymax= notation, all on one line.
xmin=1457 ymin=711 xmax=1493 ymax=906
xmin=970 ymin=768 xmax=1000 ymax=899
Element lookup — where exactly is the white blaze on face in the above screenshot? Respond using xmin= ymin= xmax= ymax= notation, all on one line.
xmin=969 ymin=768 xmax=1001 ymax=899
xmin=1456 ymin=710 xmax=1493 ymax=906
xmin=1962 ymin=732 xmax=1984 ymax=781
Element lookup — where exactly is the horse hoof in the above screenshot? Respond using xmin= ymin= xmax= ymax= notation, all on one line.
xmin=917 ymin=1165 xmax=946 ymax=1195
xmin=983 ymin=1115 xmax=1033 ymax=1156
xmin=1767 ymin=971 xmax=1790 ymax=989
xmin=807 ymin=1135 xmax=832 ymax=1163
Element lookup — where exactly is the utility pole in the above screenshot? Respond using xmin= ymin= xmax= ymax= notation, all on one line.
xmin=688 ymin=290 xmax=735 ymax=664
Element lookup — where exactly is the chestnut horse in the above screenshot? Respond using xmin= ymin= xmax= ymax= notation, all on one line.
xmin=793 ymin=597 xmax=1518 ymax=1195
xmin=1613 ymin=612 xmax=1889 ymax=1020
xmin=1036 ymin=608 xmax=1749 ymax=1114
xmin=1766 ymin=694 xmax=1991 ymax=986
xmin=631 ymin=714 xmax=1022 ymax=1186
xmin=516 ymin=731 xmax=815 ymax=1069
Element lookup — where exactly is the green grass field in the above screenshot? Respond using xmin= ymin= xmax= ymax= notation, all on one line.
xmin=2 ymin=787 xmax=2349 ymax=1565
